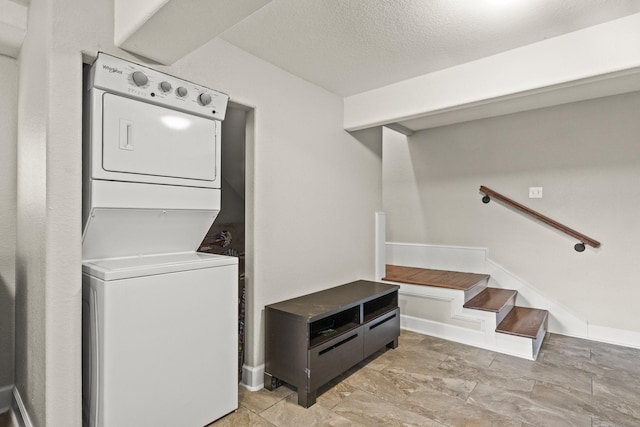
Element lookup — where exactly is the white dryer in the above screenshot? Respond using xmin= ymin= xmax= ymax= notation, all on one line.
xmin=82 ymin=53 xmax=238 ymax=427
xmin=83 ymin=53 xmax=228 ymax=260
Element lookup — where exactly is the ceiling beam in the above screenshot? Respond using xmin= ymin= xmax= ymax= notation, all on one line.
xmin=0 ymin=0 xmax=27 ymax=58
xmin=114 ymin=0 xmax=272 ymax=65
xmin=384 ymin=123 xmax=413 ymax=136
xmin=344 ymin=13 xmax=640 ymax=132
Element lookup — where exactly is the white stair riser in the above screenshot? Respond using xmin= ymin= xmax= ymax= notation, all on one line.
xmin=463 ymin=278 xmax=489 ymax=303
xmin=393 ymin=282 xmax=541 ymax=360
xmin=495 ymin=294 xmax=517 ymax=326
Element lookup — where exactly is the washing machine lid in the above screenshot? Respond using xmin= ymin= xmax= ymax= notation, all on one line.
xmin=82 ymin=252 xmax=238 ymax=281
xmin=82 ymin=181 xmax=222 ymax=260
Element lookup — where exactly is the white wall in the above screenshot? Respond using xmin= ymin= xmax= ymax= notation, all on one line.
xmin=15 ymin=0 xmax=382 ymax=424
xmin=172 ymin=45 xmax=384 ymax=369
xmin=383 ymin=91 xmax=640 ymax=332
xmin=0 ymin=54 xmax=17 ymax=393
xmin=15 ymin=0 xmax=50 ymax=424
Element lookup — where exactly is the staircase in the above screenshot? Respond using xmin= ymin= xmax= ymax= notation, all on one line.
xmin=383 ymin=264 xmax=548 ymax=360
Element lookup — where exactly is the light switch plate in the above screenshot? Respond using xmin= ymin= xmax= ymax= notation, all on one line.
xmin=529 ymin=187 xmax=543 ymax=198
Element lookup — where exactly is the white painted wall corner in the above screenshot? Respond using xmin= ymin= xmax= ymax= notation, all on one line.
xmin=374 ymin=212 xmax=386 ymax=281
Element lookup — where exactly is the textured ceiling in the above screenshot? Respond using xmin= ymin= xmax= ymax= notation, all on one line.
xmin=220 ymin=0 xmax=640 ymax=96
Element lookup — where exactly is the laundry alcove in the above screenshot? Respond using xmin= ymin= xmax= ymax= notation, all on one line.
xmin=199 ymin=103 xmax=250 ymax=380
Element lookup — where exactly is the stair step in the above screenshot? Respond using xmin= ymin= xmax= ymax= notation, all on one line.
xmin=463 ymin=288 xmax=517 ymax=312
xmin=384 ymin=265 xmax=489 ymax=291
xmin=496 ymin=307 xmax=548 ymax=339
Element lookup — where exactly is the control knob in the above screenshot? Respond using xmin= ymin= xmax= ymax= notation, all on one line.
xmin=131 ymin=71 xmax=148 ymax=87
xmin=176 ymin=87 xmax=188 ymax=97
xmin=159 ymin=81 xmax=172 ymax=93
xmin=198 ymin=93 xmax=212 ymax=106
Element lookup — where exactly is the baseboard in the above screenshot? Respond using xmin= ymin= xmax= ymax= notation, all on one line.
xmin=401 ymin=313 xmax=486 ymax=348
xmin=401 ymin=312 xmax=536 ymax=360
xmin=0 ymin=384 xmax=11 ymax=413
xmin=240 ymin=364 xmax=264 ymax=391
xmin=11 ymin=387 xmax=33 ymax=427
xmin=587 ymin=323 xmax=640 ymax=349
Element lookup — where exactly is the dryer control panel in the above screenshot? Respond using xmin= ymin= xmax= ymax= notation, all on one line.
xmin=90 ymin=52 xmax=229 ymax=121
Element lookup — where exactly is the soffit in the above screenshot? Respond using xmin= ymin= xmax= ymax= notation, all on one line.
xmin=220 ymin=0 xmax=640 ymax=96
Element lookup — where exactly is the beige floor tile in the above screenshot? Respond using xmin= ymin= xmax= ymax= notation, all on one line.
xmin=343 ymin=366 xmax=420 ymax=404
xmin=315 ymin=380 xmax=359 ymax=410
xmin=468 ymin=382 xmax=592 ymax=426
xmin=590 ymin=345 xmax=640 ymax=377
xmin=438 ymin=357 xmax=535 ymax=393
xmin=397 ymin=329 xmax=429 ymax=348
xmin=543 ymin=333 xmax=597 ymax=351
xmin=539 ymin=336 xmax=591 ymax=360
xmin=259 ymin=393 xmax=363 ymax=427
xmin=532 ymin=381 xmax=640 ymax=426
xmin=401 ymin=386 xmax=521 ymax=427
xmin=332 ymin=389 xmax=445 ymax=426
xmin=489 ymin=353 xmax=593 ymax=394
xmin=391 ymin=368 xmax=478 ymax=400
xmin=378 ymin=346 xmax=448 ymax=377
xmin=206 ymin=406 xmax=276 ymax=427
xmin=538 ymin=348 xmax=610 ymax=377
xmin=422 ymin=337 xmax=497 ymax=368
xmin=592 ymin=373 xmax=640 ymax=412
xmin=239 ymin=384 xmax=295 ymax=413
xmin=356 ymin=348 xmax=394 ymax=371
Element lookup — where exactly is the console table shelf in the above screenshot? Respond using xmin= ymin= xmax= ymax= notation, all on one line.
xmin=264 ymin=280 xmax=400 ymax=407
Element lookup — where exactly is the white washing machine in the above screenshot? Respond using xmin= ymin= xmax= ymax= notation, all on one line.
xmin=82 ymin=53 xmax=238 ymax=427
xmin=82 ymin=253 xmax=238 ymax=427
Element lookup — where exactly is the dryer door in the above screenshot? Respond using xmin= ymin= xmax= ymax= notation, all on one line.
xmin=102 ymin=93 xmax=217 ymax=183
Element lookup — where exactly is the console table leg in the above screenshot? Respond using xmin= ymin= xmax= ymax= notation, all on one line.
xmin=264 ymin=372 xmax=281 ymax=391
xmin=387 ymin=338 xmax=398 ymax=349
xmin=298 ymin=390 xmax=317 ymax=408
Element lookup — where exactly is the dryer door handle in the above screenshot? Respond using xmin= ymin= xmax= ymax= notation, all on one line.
xmin=119 ymin=120 xmax=134 ymax=151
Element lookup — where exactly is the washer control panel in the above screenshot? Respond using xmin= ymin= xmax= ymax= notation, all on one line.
xmin=90 ymin=52 xmax=229 ymax=121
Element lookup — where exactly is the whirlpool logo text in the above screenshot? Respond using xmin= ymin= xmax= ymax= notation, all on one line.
xmin=102 ymin=65 xmax=123 ymax=74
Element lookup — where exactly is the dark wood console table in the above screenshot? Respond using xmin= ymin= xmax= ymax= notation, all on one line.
xmin=264 ymin=280 xmax=400 ymax=407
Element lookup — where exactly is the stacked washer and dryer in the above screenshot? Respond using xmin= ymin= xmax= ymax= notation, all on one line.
xmin=82 ymin=53 xmax=238 ymax=427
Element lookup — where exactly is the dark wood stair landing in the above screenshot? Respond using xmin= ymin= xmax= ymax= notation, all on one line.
xmin=384 ymin=265 xmax=489 ymax=291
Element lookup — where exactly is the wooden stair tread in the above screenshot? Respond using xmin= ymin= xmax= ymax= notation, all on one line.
xmin=463 ymin=288 xmax=517 ymax=312
xmin=383 ymin=265 xmax=489 ymax=291
xmin=496 ymin=307 xmax=548 ymax=339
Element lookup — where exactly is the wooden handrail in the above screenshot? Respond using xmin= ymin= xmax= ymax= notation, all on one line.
xmin=479 ymin=186 xmax=601 ymax=250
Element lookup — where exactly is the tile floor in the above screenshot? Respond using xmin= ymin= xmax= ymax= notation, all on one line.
xmin=209 ymin=330 xmax=640 ymax=427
